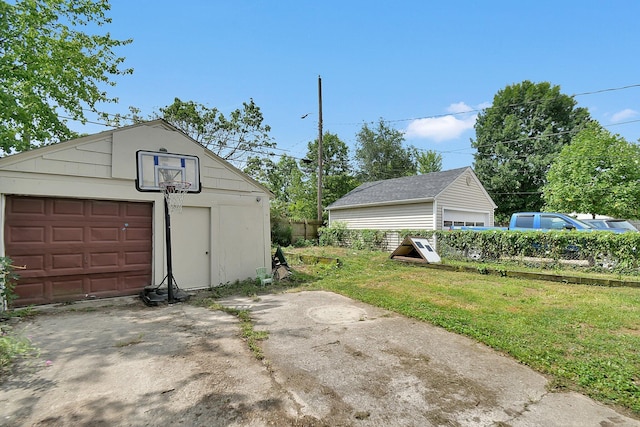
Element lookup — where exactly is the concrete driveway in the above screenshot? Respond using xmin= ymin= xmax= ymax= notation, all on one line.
xmin=1 ymin=290 xmax=638 ymax=426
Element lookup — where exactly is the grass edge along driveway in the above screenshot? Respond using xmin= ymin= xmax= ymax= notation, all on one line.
xmin=289 ymin=247 xmax=640 ymax=417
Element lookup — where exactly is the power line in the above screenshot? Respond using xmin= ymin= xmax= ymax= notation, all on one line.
xmin=328 ymin=82 xmax=640 ymax=128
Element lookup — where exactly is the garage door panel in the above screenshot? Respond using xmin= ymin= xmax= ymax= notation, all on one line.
xmin=123 ymin=227 xmax=151 ymax=242
xmin=52 ymin=226 xmax=84 ymax=242
xmin=90 ymin=227 xmax=120 ymax=242
xmin=52 ymin=278 xmax=84 ymax=296
xmin=10 ymin=197 xmax=46 ymax=215
xmin=124 ymin=251 xmax=151 ymax=266
xmin=6 ymin=226 xmax=45 ymax=243
xmin=89 ymin=252 xmax=119 ymax=267
xmin=90 ymin=200 xmax=120 ymax=216
xmin=53 ymin=199 xmax=85 ymax=216
xmin=89 ymin=276 xmax=119 ymax=293
xmin=15 ymin=280 xmax=46 ymax=305
xmin=126 ymin=203 xmax=152 ymax=217
xmin=51 ymin=253 xmax=84 ymax=271
xmin=5 ymin=196 xmax=152 ymax=306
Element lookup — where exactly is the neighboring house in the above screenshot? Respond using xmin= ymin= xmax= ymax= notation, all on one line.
xmin=326 ymin=167 xmax=497 ymax=249
xmin=0 ymin=120 xmax=272 ymax=306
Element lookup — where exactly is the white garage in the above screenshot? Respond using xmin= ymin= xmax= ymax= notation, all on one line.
xmin=326 ymin=167 xmax=497 ymax=248
xmin=0 ymin=120 xmax=272 ymax=306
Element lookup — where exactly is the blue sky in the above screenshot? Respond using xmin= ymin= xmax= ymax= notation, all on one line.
xmin=74 ymin=0 xmax=640 ymax=171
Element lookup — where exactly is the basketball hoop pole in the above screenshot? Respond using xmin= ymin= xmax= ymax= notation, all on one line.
xmin=164 ymin=197 xmax=176 ymax=303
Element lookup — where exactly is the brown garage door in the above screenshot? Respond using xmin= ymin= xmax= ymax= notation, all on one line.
xmin=5 ymin=196 xmax=152 ymax=306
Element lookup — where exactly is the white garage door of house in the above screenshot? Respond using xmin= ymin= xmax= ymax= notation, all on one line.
xmin=443 ymin=209 xmax=489 ymax=227
xmin=4 ymin=196 xmax=152 ymax=306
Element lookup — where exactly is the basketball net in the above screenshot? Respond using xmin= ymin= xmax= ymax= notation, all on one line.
xmin=159 ymin=181 xmax=191 ymax=214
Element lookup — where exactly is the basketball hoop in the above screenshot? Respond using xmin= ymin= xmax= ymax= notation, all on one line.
xmin=159 ymin=181 xmax=191 ymax=213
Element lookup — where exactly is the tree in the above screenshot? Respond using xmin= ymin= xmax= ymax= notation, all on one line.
xmin=354 ymin=118 xmax=416 ymax=181
xmin=472 ymin=81 xmax=591 ymax=220
xmin=244 ymin=154 xmax=311 ymax=219
xmin=244 ymin=132 xmax=358 ymax=221
xmin=158 ymin=98 xmax=274 ymax=167
xmin=416 ymin=149 xmax=442 ymax=174
xmin=301 ymin=132 xmax=359 ymax=213
xmin=0 ymin=0 xmax=132 ymax=153
xmin=542 ymin=123 xmax=640 ymax=219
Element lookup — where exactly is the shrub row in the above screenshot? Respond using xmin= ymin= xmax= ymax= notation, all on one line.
xmin=319 ymin=222 xmax=640 ymax=274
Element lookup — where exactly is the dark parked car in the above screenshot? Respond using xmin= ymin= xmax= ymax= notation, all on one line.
xmin=582 ymin=219 xmax=639 ymax=232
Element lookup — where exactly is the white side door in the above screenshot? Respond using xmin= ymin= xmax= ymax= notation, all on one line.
xmin=170 ymin=206 xmax=211 ymax=289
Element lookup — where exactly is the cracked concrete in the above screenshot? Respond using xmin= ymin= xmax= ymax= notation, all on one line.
xmin=220 ymin=290 xmax=640 ymax=426
xmin=1 ymin=290 xmax=638 ymax=426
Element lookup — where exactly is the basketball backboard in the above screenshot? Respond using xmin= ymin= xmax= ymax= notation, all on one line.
xmin=136 ymin=150 xmax=201 ymax=193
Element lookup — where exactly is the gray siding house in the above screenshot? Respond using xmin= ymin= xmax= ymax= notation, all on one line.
xmin=326 ymin=167 xmax=497 ymax=249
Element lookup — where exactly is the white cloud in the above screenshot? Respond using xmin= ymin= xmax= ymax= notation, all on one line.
xmin=404 ymin=114 xmax=476 ymax=142
xmin=446 ymin=102 xmax=473 ymax=114
xmin=610 ymin=108 xmax=638 ymax=123
xmin=404 ymin=102 xmax=485 ymax=142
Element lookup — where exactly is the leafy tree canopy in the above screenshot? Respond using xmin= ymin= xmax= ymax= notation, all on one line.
xmin=302 ymin=132 xmax=359 ymax=216
xmin=244 ymin=132 xmax=358 ymax=221
xmin=543 ymin=123 xmax=640 ymax=219
xmin=354 ymin=118 xmax=416 ymax=182
xmin=415 ymin=149 xmax=442 ymax=174
xmin=106 ymin=98 xmax=274 ymax=168
xmin=0 ymin=0 xmax=132 ymax=153
xmin=244 ymin=154 xmax=310 ymax=219
xmin=158 ymin=98 xmax=274 ymax=167
xmin=472 ymin=80 xmax=591 ymax=218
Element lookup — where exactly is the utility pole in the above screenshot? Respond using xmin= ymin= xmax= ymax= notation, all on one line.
xmin=317 ymin=75 xmax=323 ymax=223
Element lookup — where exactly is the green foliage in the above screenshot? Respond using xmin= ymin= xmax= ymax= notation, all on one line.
xmin=415 ymin=149 xmax=443 ymax=174
xmin=355 ymin=118 xmax=417 ymax=181
xmin=302 ymin=132 xmax=359 ymax=220
xmin=319 ymin=222 xmax=386 ymax=251
xmin=472 ymin=80 xmax=591 ymax=218
xmin=246 ymin=132 xmax=357 ymax=222
xmin=158 ymin=98 xmax=273 ymax=166
xmin=0 ymin=328 xmax=38 ymax=375
xmin=318 ymin=221 xmax=348 ymax=247
xmin=543 ymin=123 xmax=640 ymax=219
xmin=0 ymin=257 xmax=19 ymax=308
xmin=270 ymin=217 xmax=293 ymax=247
xmin=293 ymin=238 xmax=315 ymax=248
xmin=245 ymin=154 xmax=314 ymax=220
xmin=434 ymin=229 xmax=640 ymax=274
xmin=0 ymin=0 xmax=133 ymax=152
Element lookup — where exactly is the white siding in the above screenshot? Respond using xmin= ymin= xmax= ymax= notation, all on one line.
xmin=436 ymin=170 xmax=495 ymax=228
xmin=0 ymin=136 xmax=113 ymax=178
xmin=329 ymin=202 xmax=434 ymax=230
xmin=0 ymin=121 xmax=272 ymax=292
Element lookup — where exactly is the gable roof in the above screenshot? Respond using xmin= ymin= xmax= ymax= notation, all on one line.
xmin=0 ymin=119 xmax=273 ymax=196
xmin=326 ymin=167 xmax=472 ymax=210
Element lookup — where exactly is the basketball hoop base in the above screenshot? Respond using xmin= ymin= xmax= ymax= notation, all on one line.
xmin=140 ymin=285 xmax=190 ymax=306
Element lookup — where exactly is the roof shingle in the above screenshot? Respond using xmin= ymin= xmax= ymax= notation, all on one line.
xmin=327 ymin=167 xmax=470 ymax=209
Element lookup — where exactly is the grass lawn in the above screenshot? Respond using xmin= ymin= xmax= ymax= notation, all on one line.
xmin=280 ymin=246 xmax=640 ymax=416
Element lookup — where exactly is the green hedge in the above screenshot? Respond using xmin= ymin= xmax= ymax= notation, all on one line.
xmin=319 ymin=223 xmax=640 ymax=274
xmin=318 ymin=222 xmax=386 ymax=251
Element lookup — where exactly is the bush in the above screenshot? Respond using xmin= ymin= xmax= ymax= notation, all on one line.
xmin=271 ymin=221 xmax=293 ymax=247
xmin=0 ymin=257 xmax=19 ymax=310
xmin=319 ymin=221 xmax=348 ymax=247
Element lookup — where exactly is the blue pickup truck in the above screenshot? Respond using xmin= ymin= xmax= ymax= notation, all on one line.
xmin=452 ymin=212 xmax=597 ymax=232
